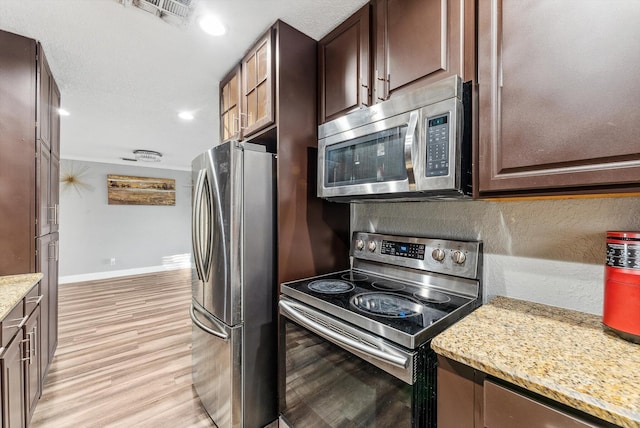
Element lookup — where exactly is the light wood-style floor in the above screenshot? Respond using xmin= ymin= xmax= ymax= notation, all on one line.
xmin=30 ymin=269 xmax=216 ymax=428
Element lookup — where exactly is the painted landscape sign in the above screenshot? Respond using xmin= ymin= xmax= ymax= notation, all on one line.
xmin=107 ymin=174 xmax=176 ymax=206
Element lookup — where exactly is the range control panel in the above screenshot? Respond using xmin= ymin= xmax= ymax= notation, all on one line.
xmin=352 ymin=232 xmax=481 ymax=280
xmin=381 ymin=240 xmax=426 ymax=260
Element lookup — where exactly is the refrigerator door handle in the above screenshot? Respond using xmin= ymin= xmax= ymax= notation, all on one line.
xmin=192 ymin=169 xmax=206 ymax=281
xmin=190 ymin=303 xmax=229 ymax=341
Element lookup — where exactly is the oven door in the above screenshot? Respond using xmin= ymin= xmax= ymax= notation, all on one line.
xmin=278 ymin=297 xmax=436 ymax=427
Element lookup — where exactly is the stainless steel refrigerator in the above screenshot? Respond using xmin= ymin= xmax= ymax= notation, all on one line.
xmin=190 ymin=141 xmax=277 ymax=428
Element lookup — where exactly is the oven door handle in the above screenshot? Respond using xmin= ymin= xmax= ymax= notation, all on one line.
xmin=279 ymin=299 xmax=409 ymax=369
xmin=403 ymin=110 xmax=419 ymax=191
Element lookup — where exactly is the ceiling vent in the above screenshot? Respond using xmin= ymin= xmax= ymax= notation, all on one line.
xmin=119 ymin=0 xmax=197 ymax=25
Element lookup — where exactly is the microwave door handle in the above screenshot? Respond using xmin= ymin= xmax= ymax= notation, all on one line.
xmin=191 ymin=169 xmax=206 ymax=281
xmin=279 ymin=299 xmax=408 ymax=369
xmin=403 ymin=111 xmax=420 ymax=190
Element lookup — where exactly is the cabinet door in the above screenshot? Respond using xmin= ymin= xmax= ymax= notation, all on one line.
xmin=484 ymin=381 xmax=599 ymax=428
xmin=37 ymin=141 xmax=52 ymax=237
xmin=374 ymin=0 xmax=474 ymax=102
xmin=36 ymin=235 xmax=51 ymax=384
xmin=24 ymin=306 xmax=41 ymax=424
xmin=48 ymin=234 xmax=59 ymax=360
xmin=0 ymin=30 xmax=37 ymax=275
xmin=241 ymin=30 xmax=275 ymax=137
xmin=1 ymin=330 xmax=26 ymax=428
xmin=37 ymin=44 xmax=52 ymax=151
xmin=319 ymin=4 xmax=371 ymax=123
xmin=478 ymin=0 xmax=640 ymax=195
xmin=50 ymin=78 xmax=61 ymax=160
xmin=220 ymin=66 xmax=241 ymax=142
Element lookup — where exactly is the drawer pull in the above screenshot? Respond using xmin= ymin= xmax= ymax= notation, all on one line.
xmin=5 ymin=315 xmax=28 ymax=329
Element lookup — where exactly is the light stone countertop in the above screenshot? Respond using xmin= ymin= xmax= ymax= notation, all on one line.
xmin=431 ymin=296 xmax=640 ymax=428
xmin=0 ymin=273 xmax=43 ymax=320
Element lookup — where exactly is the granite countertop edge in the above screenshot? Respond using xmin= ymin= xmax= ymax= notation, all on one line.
xmin=431 ymin=296 xmax=640 ymax=428
xmin=0 ymin=273 xmax=44 ymax=320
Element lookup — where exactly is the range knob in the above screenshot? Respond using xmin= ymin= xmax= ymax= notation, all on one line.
xmin=355 ymin=239 xmax=365 ymax=251
xmin=431 ymin=248 xmax=445 ymax=262
xmin=367 ymin=241 xmax=377 ymax=252
xmin=451 ymin=250 xmax=466 ymax=264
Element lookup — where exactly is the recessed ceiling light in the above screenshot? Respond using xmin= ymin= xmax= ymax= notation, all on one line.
xmin=178 ymin=111 xmax=194 ymax=120
xmin=199 ymin=14 xmax=226 ymax=36
xmin=58 ymin=108 xmax=70 ymax=116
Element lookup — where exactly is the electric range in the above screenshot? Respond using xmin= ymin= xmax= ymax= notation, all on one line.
xmin=278 ymin=232 xmax=482 ymax=427
xmin=280 ymin=232 xmax=483 ymax=350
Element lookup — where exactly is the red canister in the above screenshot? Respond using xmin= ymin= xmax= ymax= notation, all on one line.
xmin=603 ymin=231 xmax=640 ymax=343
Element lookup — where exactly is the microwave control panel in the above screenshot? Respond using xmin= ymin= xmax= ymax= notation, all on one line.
xmin=425 ymin=113 xmax=450 ymax=177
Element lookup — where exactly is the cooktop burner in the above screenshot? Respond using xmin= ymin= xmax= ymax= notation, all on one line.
xmin=351 ymin=292 xmax=422 ymax=318
xmin=372 ymin=280 xmax=406 ymax=291
xmin=341 ymin=272 xmax=368 ymax=282
xmin=413 ymin=289 xmax=451 ymax=304
xmin=308 ymin=279 xmax=355 ymax=294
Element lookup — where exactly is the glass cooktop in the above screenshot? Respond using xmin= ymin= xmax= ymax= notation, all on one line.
xmin=281 ymin=269 xmax=475 ymax=348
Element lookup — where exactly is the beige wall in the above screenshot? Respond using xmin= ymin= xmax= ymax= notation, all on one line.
xmin=352 ymin=196 xmax=640 ymax=315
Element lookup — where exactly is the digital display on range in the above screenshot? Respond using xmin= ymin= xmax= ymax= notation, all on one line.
xmin=381 ymin=240 xmax=426 ymax=260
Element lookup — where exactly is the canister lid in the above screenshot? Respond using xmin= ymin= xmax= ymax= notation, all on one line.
xmin=607 ymin=231 xmax=640 ymax=240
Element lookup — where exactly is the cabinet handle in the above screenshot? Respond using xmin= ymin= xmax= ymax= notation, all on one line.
xmin=27 ymin=295 xmax=44 ymax=306
xmin=21 ymin=336 xmax=31 ymax=362
xmin=238 ymin=112 xmax=248 ymax=130
xmin=48 ymin=206 xmax=56 ymax=225
xmin=6 ymin=316 xmax=28 ymax=329
xmin=231 ymin=113 xmax=239 ymax=135
xmin=49 ymin=241 xmax=56 ymax=260
xmin=360 ymin=83 xmax=370 ymax=107
xmin=376 ymin=74 xmax=390 ymax=101
xmin=32 ymin=326 xmax=37 ymax=361
xmin=55 ymin=240 xmax=59 ymax=262
xmin=54 ymin=203 xmax=59 ymax=225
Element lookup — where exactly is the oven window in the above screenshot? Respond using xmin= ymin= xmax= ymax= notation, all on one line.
xmin=324 ymin=125 xmax=408 ymax=187
xmin=280 ymin=318 xmax=422 ymax=427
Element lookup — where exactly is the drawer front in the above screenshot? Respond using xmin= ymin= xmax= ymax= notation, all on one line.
xmin=24 ymin=282 xmax=42 ymax=316
xmin=484 ymin=381 xmax=599 ymax=428
xmin=1 ymin=301 xmax=26 ymax=348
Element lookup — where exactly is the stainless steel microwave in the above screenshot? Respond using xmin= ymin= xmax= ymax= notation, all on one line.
xmin=317 ymin=75 xmax=471 ymax=202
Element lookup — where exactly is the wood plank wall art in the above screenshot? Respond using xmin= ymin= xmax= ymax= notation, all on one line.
xmin=107 ymin=175 xmax=176 ymax=206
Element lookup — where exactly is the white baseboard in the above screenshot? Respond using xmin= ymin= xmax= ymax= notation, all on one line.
xmin=59 ymin=264 xmax=190 ymax=284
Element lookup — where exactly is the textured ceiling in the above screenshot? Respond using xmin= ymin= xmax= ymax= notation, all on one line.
xmin=0 ymin=0 xmax=368 ymax=170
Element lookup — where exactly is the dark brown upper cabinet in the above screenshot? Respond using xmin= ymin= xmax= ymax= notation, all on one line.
xmin=50 ymin=76 xmax=61 ymax=160
xmin=219 ymin=65 xmax=241 ymax=143
xmin=219 ymin=29 xmax=275 ymax=141
xmin=241 ymin=29 xmax=275 ymax=138
xmin=0 ymin=30 xmax=37 ymax=275
xmin=37 ymin=45 xmax=60 ymax=159
xmin=373 ymin=0 xmax=475 ymax=102
xmin=478 ymin=0 xmax=640 ymax=196
xmin=37 ymin=49 xmax=52 ymax=150
xmin=318 ymin=4 xmax=371 ymax=124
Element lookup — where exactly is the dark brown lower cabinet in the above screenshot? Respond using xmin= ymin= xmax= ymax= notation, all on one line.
xmin=1 ymin=329 xmax=26 ymax=428
xmin=437 ymin=356 xmax=611 ymax=428
xmin=37 ymin=232 xmax=58 ymax=376
xmin=1 ymin=282 xmax=44 ymax=428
